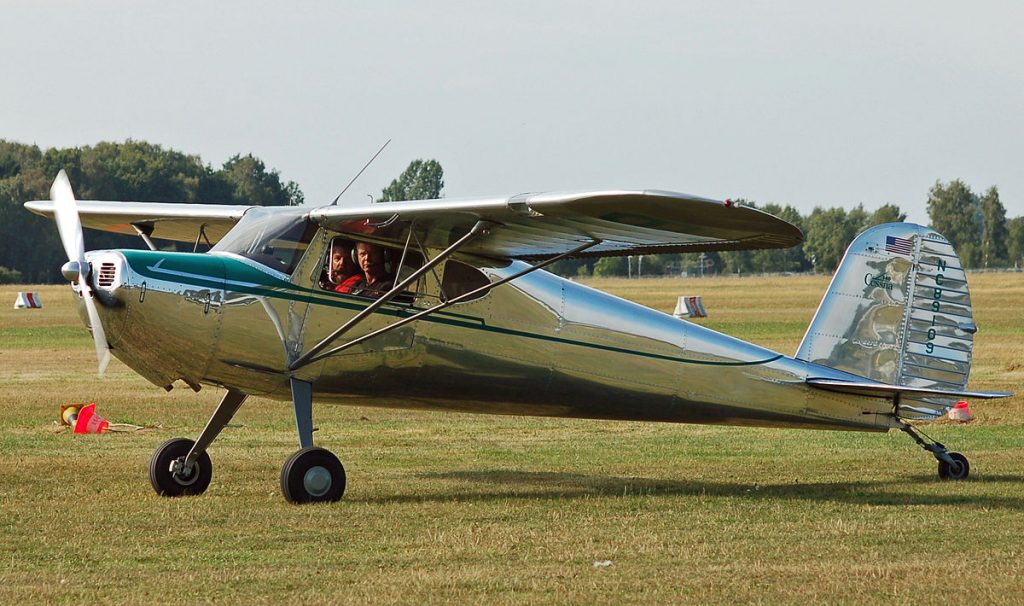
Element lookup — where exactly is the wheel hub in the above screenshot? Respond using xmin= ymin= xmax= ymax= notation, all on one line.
xmin=303 ymin=466 xmax=332 ymax=497
xmin=169 ymin=458 xmax=199 ymax=486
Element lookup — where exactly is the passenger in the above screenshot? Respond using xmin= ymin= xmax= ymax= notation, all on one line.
xmin=350 ymin=242 xmax=396 ymax=298
xmin=323 ymin=240 xmax=363 ymax=293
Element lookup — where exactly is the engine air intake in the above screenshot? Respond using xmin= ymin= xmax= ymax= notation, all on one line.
xmin=97 ymin=262 xmax=117 ymax=287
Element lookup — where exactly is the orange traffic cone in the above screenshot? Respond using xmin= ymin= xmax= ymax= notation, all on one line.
xmin=73 ymin=403 xmax=109 ymax=434
xmin=948 ymin=400 xmax=973 ymax=422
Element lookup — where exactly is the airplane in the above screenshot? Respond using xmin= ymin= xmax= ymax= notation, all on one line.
xmin=26 ymin=170 xmax=1011 ymax=504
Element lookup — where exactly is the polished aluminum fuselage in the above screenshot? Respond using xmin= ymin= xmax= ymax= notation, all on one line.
xmin=81 ymin=232 xmax=898 ymax=433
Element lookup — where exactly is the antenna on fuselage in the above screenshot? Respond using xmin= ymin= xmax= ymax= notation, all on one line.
xmin=330 ymin=138 xmax=391 ymax=206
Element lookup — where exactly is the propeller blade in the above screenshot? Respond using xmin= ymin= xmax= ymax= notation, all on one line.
xmin=83 ymin=293 xmax=111 ymax=376
xmin=50 ymin=169 xmax=86 ymax=267
xmin=49 ymin=170 xmax=111 ymax=376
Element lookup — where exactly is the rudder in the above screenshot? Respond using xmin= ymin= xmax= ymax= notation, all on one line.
xmin=796 ymin=223 xmax=978 ymax=420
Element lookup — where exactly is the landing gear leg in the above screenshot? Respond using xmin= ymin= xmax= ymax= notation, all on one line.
xmin=899 ymin=422 xmax=970 ymax=480
xmin=149 ymin=388 xmax=248 ymax=496
xmin=280 ymin=378 xmax=346 ymax=504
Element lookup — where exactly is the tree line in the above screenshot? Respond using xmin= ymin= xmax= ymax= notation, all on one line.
xmin=552 ymin=182 xmax=1023 ymax=278
xmin=0 ymin=140 xmax=303 ymax=283
xmin=1 ymin=139 xmax=1020 ymax=283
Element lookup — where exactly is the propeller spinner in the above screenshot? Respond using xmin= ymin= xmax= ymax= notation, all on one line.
xmin=50 ymin=170 xmax=111 ymax=376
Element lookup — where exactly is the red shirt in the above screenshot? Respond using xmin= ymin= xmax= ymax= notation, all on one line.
xmin=334 ymin=274 xmax=363 ymax=294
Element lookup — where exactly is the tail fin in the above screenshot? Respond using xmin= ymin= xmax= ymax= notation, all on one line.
xmin=796 ymin=223 xmax=981 ymax=420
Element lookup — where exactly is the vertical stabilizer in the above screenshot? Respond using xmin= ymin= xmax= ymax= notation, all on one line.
xmin=796 ymin=223 xmax=977 ymax=420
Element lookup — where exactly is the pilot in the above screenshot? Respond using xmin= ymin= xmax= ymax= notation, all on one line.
xmin=350 ymin=242 xmax=396 ymax=298
xmin=323 ymin=240 xmax=363 ymax=293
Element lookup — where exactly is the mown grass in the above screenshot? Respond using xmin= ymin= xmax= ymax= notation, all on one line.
xmin=1 ymin=326 xmax=91 ymax=348
xmin=1 ymin=277 xmax=1022 ymax=604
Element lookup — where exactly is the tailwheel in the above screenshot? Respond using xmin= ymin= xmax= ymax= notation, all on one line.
xmin=149 ymin=438 xmax=213 ymax=496
xmin=900 ymin=423 xmax=972 ymax=481
xmin=938 ymin=452 xmax=970 ymax=480
xmin=280 ymin=447 xmax=346 ymax=504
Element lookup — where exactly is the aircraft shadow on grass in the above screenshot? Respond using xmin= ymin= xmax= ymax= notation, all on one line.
xmin=352 ymin=469 xmax=1024 ymax=510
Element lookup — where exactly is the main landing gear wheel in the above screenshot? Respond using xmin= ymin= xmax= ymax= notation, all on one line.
xmin=280 ymin=447 xmax=346 ymax=504
xmin=149 ymin=438 xmax=213 ymax=496
xmin=938 ymin=452 xmax=970 ymax=480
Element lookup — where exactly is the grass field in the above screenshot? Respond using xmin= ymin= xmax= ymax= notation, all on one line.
xmin=1 ymin=275 xmax=1022 ymax=604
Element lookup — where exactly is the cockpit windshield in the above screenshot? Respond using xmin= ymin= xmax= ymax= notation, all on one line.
xmin=211 ymin=207 xmax=317 ymax=275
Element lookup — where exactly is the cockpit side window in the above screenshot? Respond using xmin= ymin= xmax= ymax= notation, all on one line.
xmin=211 ymin=208 xmax=317 ymax=275
xmin=319 ymin=236 xmax=423 ymax=303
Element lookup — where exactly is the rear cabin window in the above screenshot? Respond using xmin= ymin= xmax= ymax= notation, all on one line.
xmin=441 ymin=260 xmax=490 ymax=302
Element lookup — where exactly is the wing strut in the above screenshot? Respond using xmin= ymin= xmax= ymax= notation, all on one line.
xmin=192 ymin=224 xmax=212 ymax=252
xmin=289 ymin=220 xmax=499 ymax=371
xmin=289 ymin=237 xmax=600 ymax=371
xmin=131 ymin=223 xmax=158 ymax=251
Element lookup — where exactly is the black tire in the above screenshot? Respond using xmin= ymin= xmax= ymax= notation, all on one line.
xmin=938 ymin=452 xmax=970 ymax=480
xmin=149 ymin=438 xmax=213 ymax=496
xmin=280 ymin=447 xmax=346 ymax=504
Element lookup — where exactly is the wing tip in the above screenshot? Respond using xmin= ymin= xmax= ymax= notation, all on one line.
xmin=24 ymin=199 xmax=54 ymax=215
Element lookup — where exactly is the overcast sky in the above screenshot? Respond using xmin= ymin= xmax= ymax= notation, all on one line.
xmin=2 ymin=1 xmax=1021 ymax=224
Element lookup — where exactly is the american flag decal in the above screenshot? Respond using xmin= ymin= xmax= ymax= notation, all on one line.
xmin=885 ymin=235 xmax=913 ymax=256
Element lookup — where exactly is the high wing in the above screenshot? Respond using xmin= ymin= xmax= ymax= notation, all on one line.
xmin=26 ymin=189 xmax=803 ymax=260
xmin=23 ymin=199 xmax=252 ymax=244
xmin=310 ymin=190 xmax=803 ymax=260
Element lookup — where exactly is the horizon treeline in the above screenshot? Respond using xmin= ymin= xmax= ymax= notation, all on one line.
xmin=1 ymin=139 xmax=1021 ymax=283
xmin=552 ymin=183 xmax=1022 ymax=279
xmin=0 ymin=140 xmax=303 ymax=283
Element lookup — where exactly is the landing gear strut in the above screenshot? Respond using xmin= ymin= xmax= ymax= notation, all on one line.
xmin=899 ymin=422 xmax=970 ymax=480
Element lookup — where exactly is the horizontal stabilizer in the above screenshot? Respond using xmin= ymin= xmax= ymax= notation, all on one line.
xmin=806 ymin=378 xmax=1011 ymax=400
